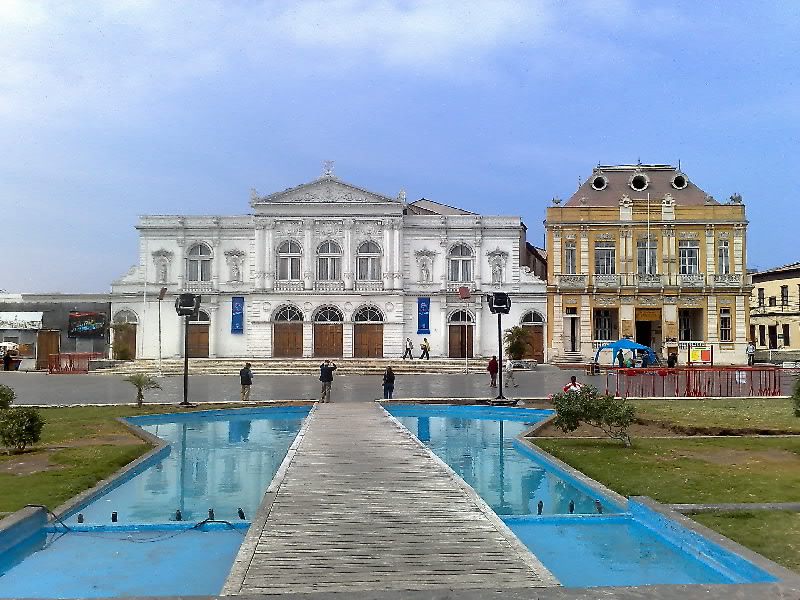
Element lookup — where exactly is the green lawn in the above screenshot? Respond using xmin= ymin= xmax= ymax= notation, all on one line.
xmin=691 ymin=511 xmax=800 ymax=573
xmin=630 ymin=397 xmax=800 ymax=432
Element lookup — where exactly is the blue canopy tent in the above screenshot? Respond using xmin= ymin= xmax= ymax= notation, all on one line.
xmin=594 ymin=338 xmax=656 ymax=365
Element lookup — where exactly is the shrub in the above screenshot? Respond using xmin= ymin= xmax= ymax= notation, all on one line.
xmin=124 ymin=374 xmax=162 ymax=407
xmin=0 ymin=384 xmax=14 ymax=409
xmin=550 ymin=385 xmax=635 ymax=447
xmin=503 ymin=326 xmax=534 ymax=360
xmin=0 ymin=406 xmax=45 ymax=453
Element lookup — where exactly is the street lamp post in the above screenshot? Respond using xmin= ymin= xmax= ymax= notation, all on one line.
xmin=157 ymin=287 xmax=167 ymax=377
xmin=487 ymin=292 xmax=512 ymax=400
xmin=175 ymin=293 xmax=201 ymax=407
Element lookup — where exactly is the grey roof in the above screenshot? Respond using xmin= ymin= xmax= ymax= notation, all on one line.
xmin=407 ymin=198 xmax=476 ymax=215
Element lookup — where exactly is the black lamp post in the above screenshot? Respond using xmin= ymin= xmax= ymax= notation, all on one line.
xmin=487 ymin=292 xmax=511 ymax=400
xmin=175 ymin=293 xmax=201 ymax=407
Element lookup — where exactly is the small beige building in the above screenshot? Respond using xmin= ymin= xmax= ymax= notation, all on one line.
xmin=750 ymin=262 xmax=800 ymax=353
xmin=544 ymin=164 xmax=751 ymax=365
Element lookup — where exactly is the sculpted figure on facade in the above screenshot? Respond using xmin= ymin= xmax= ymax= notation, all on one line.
xmin=224 ymin=249 xmax=246 ymax=283
xmin=152 ymin=249 xmax=173 ymax=284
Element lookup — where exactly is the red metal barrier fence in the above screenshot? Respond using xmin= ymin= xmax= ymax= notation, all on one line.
xmin=597 ymin=366 xmax=789 ymax=398
xmin=48 ymin=353 xmax=103 ymax=374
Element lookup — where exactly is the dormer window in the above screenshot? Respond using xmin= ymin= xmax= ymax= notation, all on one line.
xmin=629 ymin=173 xmax=650 ymax=191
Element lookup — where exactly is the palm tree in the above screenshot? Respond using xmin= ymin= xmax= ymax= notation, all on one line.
xmin=124 ymin=374 xmax=162 ymax=408
xmin=503 ymin=326 xmax=534 ymax=360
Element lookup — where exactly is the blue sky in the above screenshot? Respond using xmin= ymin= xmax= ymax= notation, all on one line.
xmin=1 ymin=1 xmax=798 ymax=293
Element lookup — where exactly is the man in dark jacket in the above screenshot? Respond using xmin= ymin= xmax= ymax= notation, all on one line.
xmin=319 ymin=360 xmax=337 ymax=402
xmin=239 ymin=363 xmax=253 ymax=401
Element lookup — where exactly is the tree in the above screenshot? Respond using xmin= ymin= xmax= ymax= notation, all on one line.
xmin=550 ymin=385 xmax=635 ymax=447
xmin=0 ymin=384 xmax=14 ymax=409
xmin=792 ymin=376 xmax=800 ymax=417
xmin=125 ymin=374 xmax=162 ymax=407
xmin=0 ymin=407 xmax=45 ymax=453
xmin=503 ymin=326 xmax=534 ymax=360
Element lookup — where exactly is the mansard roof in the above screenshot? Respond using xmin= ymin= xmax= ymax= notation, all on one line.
xmin=250 ymin=174 xmax=402 ymax=208
xmin=564 ymin=164 xmax=717 ymax=207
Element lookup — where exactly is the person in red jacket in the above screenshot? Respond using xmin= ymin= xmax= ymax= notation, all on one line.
xmin=487 ymin=356 xmax=499 ymax=387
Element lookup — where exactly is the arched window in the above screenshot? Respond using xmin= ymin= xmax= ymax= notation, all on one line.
xmin=357 ymin=241 xmax=382 ymax=281
xmin=317 ymin=241 xmax=342 ymax=281
xmin=449 ymin=310 xmax=473 ymax=323
xmin=274 ymin=305 xmax=303 ymax=322
xmin=277 ymin=241 xmax=302 ymax=281
xmin=314 ymin=306 xmax=343 ymax=322
xmin=113 ymin=310 xmax=138 ymax=324
xmin=187 ymin=244 xmax=212 ymax=282
xmin=521 ymin=311 xmax=544 ymax=324
xmin=353 ymin=306 xmax=384 ymax=322
xmin=191 ymin=310 xmax=210 ymax=324
xmin=448 ymin=244 xmax=473 ymax=282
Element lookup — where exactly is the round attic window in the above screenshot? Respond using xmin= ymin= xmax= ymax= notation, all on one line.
xmin=671 ymin=173 xmax=688 ymax=190
xmin=630 ymin=174 xmax=649 ymax=191
xmin=591 ymin=175 xmax=608 ymax=191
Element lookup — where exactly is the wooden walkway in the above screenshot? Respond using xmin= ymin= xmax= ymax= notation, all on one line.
xmin=223 ymin=402 xmax=558 ymax=595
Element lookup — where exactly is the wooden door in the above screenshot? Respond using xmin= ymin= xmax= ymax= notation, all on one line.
xmin=448 ymin=324 xmax=473 ymax=358
xmin=36 ymin=330 xmax=60 ymax=371
xmin=114 ymin=325 xmax=137 ymax=360
xmin=314 ymin=324 xmax=343 ymax=357
xmin=273 ymin=323 xmax=303 ymax=357
xmin=188 ymin=324 xmax=209 ymax=358
xmin=522 ymin=324 xmax=544 ymax=362
xmin=354 ymin=324 xmax=383 ymax=358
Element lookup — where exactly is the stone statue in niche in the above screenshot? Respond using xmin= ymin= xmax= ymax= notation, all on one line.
xmin=420 ymin=260 xmax=431 ymax=283
xmin=492 ymin=261 xmax=502 ymax=284
xmin=230 ymin=261 xmax=241 ymax=282
xmin=158 ymin=262 xmax=168 ymax=283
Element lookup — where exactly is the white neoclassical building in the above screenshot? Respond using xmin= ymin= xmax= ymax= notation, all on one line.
xmin=110 ymin=168 xmax=547 ymax=361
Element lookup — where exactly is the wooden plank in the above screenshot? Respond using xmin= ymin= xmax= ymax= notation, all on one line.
xmin=225 ymin=403 xmax=558 ymax=594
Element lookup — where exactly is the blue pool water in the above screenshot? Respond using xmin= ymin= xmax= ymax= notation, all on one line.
xmin=0 ymin=405 xmax=309 ymax=598
xmin=386 ymin=404 xmax=622 ymax=516
xmin=385 ymin=403 xmax=778 ymax=587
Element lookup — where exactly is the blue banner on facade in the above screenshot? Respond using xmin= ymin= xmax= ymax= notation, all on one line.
xmin=231 ymin=297 xmax=244 ymax=334
xmin=417 ymin=297 xmax=430 ymax=334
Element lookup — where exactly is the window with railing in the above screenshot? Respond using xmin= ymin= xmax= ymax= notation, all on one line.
xmin=186 ymin=243 xmax=212 ymax=282
xmin=781 ymin=285 xmax=789 ymax=306
xmin=719 ymin=307 xmax=732 ymax=342
xmin=277 ymin=241 xmax=302 ymax=280
xmin=757 ymin=288 xmax=765 ymax=307
xmin=594 ymin=241 xmax=615 ymax=275
xmin=448 ymin=244 xmax=473 ymax=282
xmin=769 ymin=297 xmax=777 ymax=307
xmin=593 ymin=309 xmax=614 ymax=340
xmin=317 ymin=241 xmax=342 ymax=281
xmin=636 ymin=240 xmax=657 ymax=275
xmin=717 ymin=240 xmax=730 ymax=275
xmin=678 ymin=240 xmax=699 ymax=275
xmin=784 ymin=324 xmax=791 ymax=346
xmin=563 ymin=241 xmax=576 ymax=274
xmin=356 ymin=241 xmax=382 ymax=280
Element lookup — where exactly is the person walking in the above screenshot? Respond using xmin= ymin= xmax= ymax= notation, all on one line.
xmin=562 ymin=375 xmax=583 ymax=392
xmin=319 ymin=359 xmax=337 ymax=402
xmin=419 ymin=338 xmax=431 ymax=360
xmin=616 ymin=349 xmax=625 ymax=368
xmin=382 ymin=366 xmax=395 ymax=399
xmin=239 ymin=362 xmax=253 ymax=401
xmin=403 ymin=338 xmax=414 ymax=360
xmin=746 ymin=341 xmax=756 ymax=366
xmin=504 ymin=358 xmax=518 ymax=388
xmin=3 ymin=351 xmax=14 ymax=372
xmin=487 ymin=355 xmax=499 ymax=387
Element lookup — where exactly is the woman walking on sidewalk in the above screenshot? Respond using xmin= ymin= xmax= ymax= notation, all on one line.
xmin=382 ymin=366 xmax=395 ymax=399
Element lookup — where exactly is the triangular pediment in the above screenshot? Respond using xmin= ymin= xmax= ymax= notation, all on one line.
xmin=251 ymin=176 xmax=401 ymax=207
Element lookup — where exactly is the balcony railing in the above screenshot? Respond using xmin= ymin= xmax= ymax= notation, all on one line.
xmin=182 ymin=281 xmax=214 ymax=293
xmin=355 ymin=281 xmax=384 ymax=292
xmin=678 ymin=340 xmax=707 ymax=350
xmin=593 ymin=274 xmax=621 ymax=288
xmin=555 ymin=274 xmax=588 ymax=289
xmin=314 ymin=280 xmax=346 ymax=292
xmin=635 ymin=273 xmax=664 ymax=288
xmin=712 ymin=273 xmax=742 ymax=287
xmin=446 ymin=281 xmax=477 ymax=292
xmin=678 ymin=273 xmax=705 ymax=287
xmin=274 ymin=280 xmax=304 ymax=292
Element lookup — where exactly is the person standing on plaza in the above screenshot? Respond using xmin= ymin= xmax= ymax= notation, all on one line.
xmin=563 ymin=375 xmax=583 ymax=392
xmin=382 ymin=366 xmax=395 ymax=399
xmin=419 ymin=338 xmax=430 ymax=360
xmin=487 ymin=356 xmax=499 ymax=387
xmin=239 ymin=362 xmax=253 ymax=401
xmin=746 ymin=340 xmax=756 ymax=366
xmin=319 ymin=359 xmax=337 ymax=402
xmin=616 ymin=349 xmax=625 ymax=368
xmin=504 ymin=358 xmax=518 ymax=388
xmin=403 ymin=337 xmax=414 ymax=360
xmin=3 ymin=351 xmax=13 ymax=372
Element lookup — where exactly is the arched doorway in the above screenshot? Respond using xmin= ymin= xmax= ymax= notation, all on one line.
xmin=520 ymin=311 xmax=545 ymax=362
xmin=314 ymin=306 xmax=343 ymax=357
xmin=111 ymin=310 xmax=138 ymax=360
xmin=353 ymin=305 xmax=384 ymax=358
xmin=188 ymin=310 xmax=210 ymax=358
xmin=448 ymin=310 xmax=473 ymax=358
xmin=273 ymin=305 xmax=303 ymax=358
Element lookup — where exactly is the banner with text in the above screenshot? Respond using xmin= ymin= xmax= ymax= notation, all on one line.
xmin=231 ymin=297 xmax=244 ymax=334
xmin=417 ymin=297 xmax=430 ymax=334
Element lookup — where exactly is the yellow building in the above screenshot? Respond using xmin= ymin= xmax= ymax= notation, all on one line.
xmin=544 ymin=164 xmax=751 ymax=365
xmin=750 ymin=262 xmax=800 ymax=355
